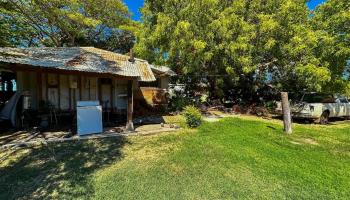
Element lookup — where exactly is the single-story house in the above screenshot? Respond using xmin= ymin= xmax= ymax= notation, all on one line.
xmin=0 ymin=47 xmax=175 ymax=130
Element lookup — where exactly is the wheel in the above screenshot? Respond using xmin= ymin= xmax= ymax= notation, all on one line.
xmin=319 ymin=111 xmax=330 ymax=125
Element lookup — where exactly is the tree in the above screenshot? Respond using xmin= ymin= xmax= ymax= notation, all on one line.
xmin=311 ymin=0 xmax=350 ymax=95
xmin=135 ymin=0 xmax=338 ymax=102
xmin=1 ymin=0 xmax=136 ymax=53
xmin=0 ymin=2 xmax=37 ymax=46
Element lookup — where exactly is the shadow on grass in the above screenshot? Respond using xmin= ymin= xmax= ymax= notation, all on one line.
xmin=0 ymin=136 xmax=128 ymax=199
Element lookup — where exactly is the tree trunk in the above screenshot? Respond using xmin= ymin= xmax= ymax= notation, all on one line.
xmin=281 ymin=92 xmax=292 ymax=134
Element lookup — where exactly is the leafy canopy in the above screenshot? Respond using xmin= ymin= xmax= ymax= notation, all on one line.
xmin=135 ymin=0 xmax=349 ymax=98
xmin=311 ymin=0 xmax=350 ymax=94
xmin=1 ymin=0 xmax=137 ymax=53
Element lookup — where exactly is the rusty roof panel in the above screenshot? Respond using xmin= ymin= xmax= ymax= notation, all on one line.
xmin=0 ymin=47 xmax=156 ymax=82
xmin=150 ymin=65 xmax=176 ymax=76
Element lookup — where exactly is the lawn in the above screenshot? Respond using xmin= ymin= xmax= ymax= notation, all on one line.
xmin=1 ymin=117 xmax=350 ymax=199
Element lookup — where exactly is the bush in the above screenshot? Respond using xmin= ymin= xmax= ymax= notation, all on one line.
xmin=183 ymin=105 xmax=202 ymax=128
xmin=169 ymin=97 xmax=191 ymax=112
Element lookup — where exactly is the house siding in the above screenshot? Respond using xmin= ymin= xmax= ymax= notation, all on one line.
xmin=15 ymin=71 xmax=130 ymax=112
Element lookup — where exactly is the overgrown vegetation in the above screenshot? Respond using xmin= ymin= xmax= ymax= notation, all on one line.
xmin=1 ymin=0 xmax=349 ymax=102
xmin=182 ymin=105 xmax=202 ymax=128
xmin=1 ymin=117 xmax=350 ymax=199
xmin=136 ymin=0 xmax=350 ymax=100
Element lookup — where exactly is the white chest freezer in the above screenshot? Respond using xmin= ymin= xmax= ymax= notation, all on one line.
xmin=77 ymin=101 xmax=103 ymax=136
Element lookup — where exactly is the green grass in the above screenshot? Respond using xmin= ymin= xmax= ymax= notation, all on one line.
xmin=1 ymin=117 xmax=350 ymax=199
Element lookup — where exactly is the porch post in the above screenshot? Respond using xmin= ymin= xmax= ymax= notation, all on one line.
xmin=126 ymin=80 xmax=134 ymax=131
xmin=36 ymin=71 xmax=43 ymax=108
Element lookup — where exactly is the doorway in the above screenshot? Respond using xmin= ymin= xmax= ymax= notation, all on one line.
xmin=0 ymin=71 xmax=17 ymax=110
xmin=99 ymin=78 xmax=113 ymax=110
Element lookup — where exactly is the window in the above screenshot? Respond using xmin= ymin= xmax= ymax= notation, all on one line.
xmin=0 ymin=72 xmax=16 ymax=92
xmin=339 ymin=98 xmax=349 ymax=103
xmin=302 ymin=93 xmax=335 ymax=103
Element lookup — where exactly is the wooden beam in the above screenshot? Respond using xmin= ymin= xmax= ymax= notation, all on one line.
xmin=98 ymin=78 xmax=102 ymax=104
xmin=36 ymin=71 xmax=42 ymax=109
xmin=57 ymin=74 xmax=61 ymax=110
xmin=111 ymin=79 xmax=114 ymax=112
xmin=78 ymin=75 xmax=82 ymax=101
xmin=69 ymin=88 xmax=72 ymax=111
xmin=45 ymin=73 xmax=49 ymax=103
xmin=88 ymin=78 xmax=91 ymax=100
xmin=126 ymin=80 xmax=134 ymax=131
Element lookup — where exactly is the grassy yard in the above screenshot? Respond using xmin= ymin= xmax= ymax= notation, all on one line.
xmin=1 ymin=116 xmax=350 ymax=199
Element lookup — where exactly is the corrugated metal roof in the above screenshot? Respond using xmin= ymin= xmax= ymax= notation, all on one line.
xmin=150 ymin=65 xmax=176 ymax=76
xmin=0 ymin=47 xmax=156 ymax=82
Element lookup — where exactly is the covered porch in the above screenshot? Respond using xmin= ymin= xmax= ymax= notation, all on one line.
xmin=1 ymin=65 xmax=136 ymax=131
xmin=0 ymin=47 xmax=158 ymax=132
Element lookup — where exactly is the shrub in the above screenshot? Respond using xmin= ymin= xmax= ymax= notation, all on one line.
xmin=183 ymin=105 xmax=202 ymax=128
xmin=169 ymin=97 xmax=191 ymax=112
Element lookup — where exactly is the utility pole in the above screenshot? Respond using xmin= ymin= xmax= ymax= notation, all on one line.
xmin=281 ymin=92 xmax=292 ymax=134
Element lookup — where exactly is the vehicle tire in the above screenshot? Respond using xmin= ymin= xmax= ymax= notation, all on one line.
xmin=319 ymin=111 xmax=330 ymax=125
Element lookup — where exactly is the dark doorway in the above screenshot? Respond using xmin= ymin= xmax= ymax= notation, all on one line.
xmin=0 ymin=71 xmax=17 ymax=110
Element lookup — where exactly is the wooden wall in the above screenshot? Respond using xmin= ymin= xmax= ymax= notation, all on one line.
xmin=16 ymin=71 xmax=130 ymax=112
xmin=136 ymin=87 xmax=168 ymax=105
xmin=134 ymin=77 xmax=170 ymax=106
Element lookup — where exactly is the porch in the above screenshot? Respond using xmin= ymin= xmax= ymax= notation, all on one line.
xmin=0 ymin=66 xmax=136 ymax=130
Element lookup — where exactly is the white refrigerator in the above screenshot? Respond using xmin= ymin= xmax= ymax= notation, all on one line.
xmin=77 ymin=101 xmax=103 ymax=136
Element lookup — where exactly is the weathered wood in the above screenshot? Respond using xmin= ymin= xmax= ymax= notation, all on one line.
xmin=126 ymin=80 xmax=134 ymax=131
xmin=45 ymin=72 xmax=49 ymax=103
xmin=57 ymin=74 xmax=61 ymax=110
xmin=36 ymin=71 xmax=42 ymax=108
xmin=137 ymin=87 xmax=168 ymax=105
xmin=111 ymin=80 xmax=115 ymax=112
xmin=281 ymin=92 xmax=292 ymax=134
xmin=78 ymin=75 xmax=82 ymax=101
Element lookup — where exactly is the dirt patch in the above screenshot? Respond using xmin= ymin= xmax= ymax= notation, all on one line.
xmin=0 ymin=129 xmax=71 ymax=147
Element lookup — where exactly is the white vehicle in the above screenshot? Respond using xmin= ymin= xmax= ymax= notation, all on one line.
xmin=277 ymin=93 xmax=350 ymax=124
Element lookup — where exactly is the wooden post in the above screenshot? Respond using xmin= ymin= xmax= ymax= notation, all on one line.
xmin=281 ymin=92 xmax=292 ymax=134
xmin=126 ymin=80 xmax=134 ymax=131
xmin=36 ymin=71 xmax=42 ymax=109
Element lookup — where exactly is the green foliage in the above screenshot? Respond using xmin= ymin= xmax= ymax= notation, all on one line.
xmin=0 ymin=2 xmax=37 ymax=46
xmin=182 ymin=105 xmax=202 ymax=128
xmin=1 ymin=0 xmax=136 ymax=52
xmin=135 ymin=0 xmax=350 ymax=98
xmin=311 ymin=0 xmax=350 ymax=94
xmin=169 ymin=97 xmax=190 ymax=112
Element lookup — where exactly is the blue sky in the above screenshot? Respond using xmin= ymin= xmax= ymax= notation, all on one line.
xmin=307 ymin=0 xmax=326 ymax=10
xmin=125 ymin=0 xmax=326 ymax=21
xmin=124 ymin=0 xmax=144 ymax=20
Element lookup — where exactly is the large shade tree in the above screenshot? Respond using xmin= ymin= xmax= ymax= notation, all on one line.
xmin=135 ymin=0 xmax=347 ymax=101
xmin=311 ymin=0 xmax=350 ymax=95
xmin=1 ymin=0 xmax=136 ymax=53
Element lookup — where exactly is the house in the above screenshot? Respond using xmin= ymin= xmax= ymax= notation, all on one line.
xmin=0 ymin=47 xmax=174 ymax=130
xmin=136 ymin=65 xmax=176 ymax=109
